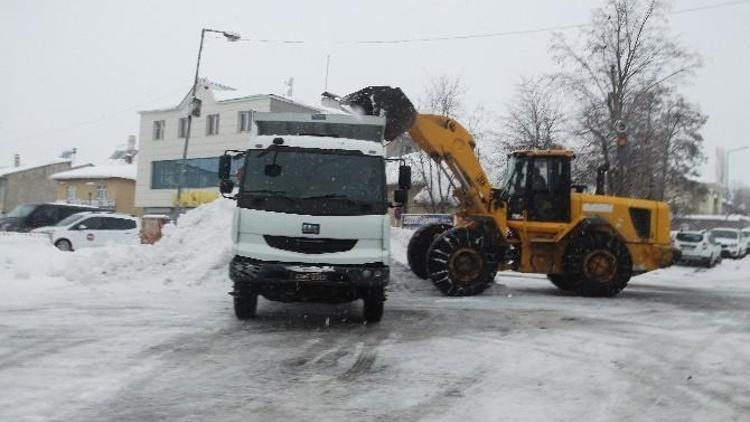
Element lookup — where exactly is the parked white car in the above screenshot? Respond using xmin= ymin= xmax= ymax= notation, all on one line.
xmin=710 ymin=227 xmax=746 ymax=259
xmin=673 ymin=230 xmax=722 ymax=268
xmin=31 ymin=212 xmax=140 ymax=251
xmin=743 ymin=228 xmax=750 ymax=255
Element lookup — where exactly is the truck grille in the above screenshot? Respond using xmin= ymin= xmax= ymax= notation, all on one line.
xmin=263 ymin=235 xmax=357 ymax=254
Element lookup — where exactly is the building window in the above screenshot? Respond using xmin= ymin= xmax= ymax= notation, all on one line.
xmin=66 ymin=185 xmax=77 ymax=202
xmin=151 ymin=157 xmax=242 ymax=189
xmin=206 ymin=114 xmax=220 ymax=136
xmin=238 ymin=111 xmax=252 ymax=132
xmin=153 ymin=120 xmax=165 ymax=140
xmin=95 ymin=185 xmax=108 ymax=200
xmin=178 ymin=117 xmax=188 ymax=139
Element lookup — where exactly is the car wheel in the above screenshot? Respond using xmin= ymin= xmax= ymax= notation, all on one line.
xmin=54 ymin=239 xmax=73 ymax=252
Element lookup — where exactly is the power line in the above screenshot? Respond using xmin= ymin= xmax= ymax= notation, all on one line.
xmin=3 ymin=87 xmax=186 ymax=145
xmin=235 ymin=0 xmax=750 ymax=45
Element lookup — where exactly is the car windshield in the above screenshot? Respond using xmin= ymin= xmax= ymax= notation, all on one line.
xmin=56 ymin=213 xmax=86 ymax=226
xmin=676 ymin=233 xmax=703 ymax=242
xmin=6 ymin=204 xmax=37 ymax=218
xmin=239 ymin=147 xmax=386 ymax=216
xmin=712 ymin=230 xmax=738 ymax=240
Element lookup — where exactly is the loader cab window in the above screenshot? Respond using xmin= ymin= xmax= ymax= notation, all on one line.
xmin=527 ymin=157 xmax=571 ymax=222
xmin=503 ymin=156 xmax=527 ymax=220
xmin=502 ymin=155 xmax=571 ymax=222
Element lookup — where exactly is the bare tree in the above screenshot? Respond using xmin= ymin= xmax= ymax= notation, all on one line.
xmin=405 ymin=74 xmax=468 ymax=212
xmin=502 ymin=76 xmax=566 ymax=151
xmin=552 ymin=0 xmax=702 ymax=196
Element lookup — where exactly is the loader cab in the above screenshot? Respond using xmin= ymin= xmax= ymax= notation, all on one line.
xmin=501 ymin=150 xmax=573 ymax=223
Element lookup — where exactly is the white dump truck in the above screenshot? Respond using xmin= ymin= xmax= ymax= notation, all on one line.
xmin=218 ymin=112 xmax=411 ymax=323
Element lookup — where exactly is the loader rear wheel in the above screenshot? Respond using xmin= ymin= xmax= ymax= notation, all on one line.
xmin=407 ymin=223 xmax=452 ymax=279
xmin=426 ymin=227 xmax=496 ymax=296
xmin=547 ymin=274 xmax=576 ymax=292
xmin=563 ymin=230 xmax=632 ymax=297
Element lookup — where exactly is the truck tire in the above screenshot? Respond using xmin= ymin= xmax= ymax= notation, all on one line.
xmin=363 ymin=287 xmax=385 ymax=323
xmin=233 ymin=283 xmax=258 ymax=320
xmin=426 ymin=227 xmax=496 ymax=296
xmin=407 ymin=224 xmax=452 ymax=279
xmin=563 ymin=230 xmax=632 ymax=298
xmin=547 ymin=274 xmax=576 ymax=291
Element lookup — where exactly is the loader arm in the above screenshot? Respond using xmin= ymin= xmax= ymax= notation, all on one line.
xmin=342 ymin=86 xmax=498 ymax=218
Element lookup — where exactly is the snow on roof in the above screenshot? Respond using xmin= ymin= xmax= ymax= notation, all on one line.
xmin=0 ymin=159 xmax=71 ymax=178
xmin=50 ymin=165 xmax=137 ymax=181
xmin=139 ymin=79 xmax=324 ymax=114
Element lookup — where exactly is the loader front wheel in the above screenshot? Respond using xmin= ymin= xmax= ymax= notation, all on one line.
xmin=426 ymin=227 xmax=496 ymax=296
xmin=547 ymin=274 xmax=576 ymax=292
xmin=407 ymin=223 xmax=452 ymax=279
xmin=564 ymin=231 xmax=632 ymax=297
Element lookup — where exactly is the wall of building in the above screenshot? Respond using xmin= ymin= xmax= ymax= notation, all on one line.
xmin=55 ymin=178 xmax=137 ymax=215
xmin=0 ymin=162 xmax=72 ymax=213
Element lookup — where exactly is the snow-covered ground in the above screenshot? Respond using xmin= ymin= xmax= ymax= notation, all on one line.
xmin=2 ymin=200 xmax=750 ymax=421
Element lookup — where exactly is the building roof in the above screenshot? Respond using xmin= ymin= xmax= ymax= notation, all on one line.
xmin=0 ymin=159 xmax=71 ymax=178
xmin=138 ymin=79 xmax=324 ymax=114
xmin=50 ymin=164 xmax=137 ymax=181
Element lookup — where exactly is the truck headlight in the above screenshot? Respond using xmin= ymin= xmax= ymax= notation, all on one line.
xmin=361 ymin=269 xmax=373 ymax=279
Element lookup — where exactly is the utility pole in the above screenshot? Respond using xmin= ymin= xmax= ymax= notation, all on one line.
xmin=173 ymin=28 xmax=240 ymax=223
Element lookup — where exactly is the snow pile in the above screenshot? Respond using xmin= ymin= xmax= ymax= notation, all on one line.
xmin=62 ymin=198 xmax=235 ymax=286
xmin=389 ymin=227 xmax=414 ymax=267
xmin=0 ymin=234 xmax=68 ymax=280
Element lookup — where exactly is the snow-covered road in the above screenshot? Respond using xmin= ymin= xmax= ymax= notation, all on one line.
xmin=2 ymin=205 xmax=749 ymax=421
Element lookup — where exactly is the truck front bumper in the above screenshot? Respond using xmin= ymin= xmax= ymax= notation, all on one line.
xmin=229 ymin=256 xmax=389 ymax=303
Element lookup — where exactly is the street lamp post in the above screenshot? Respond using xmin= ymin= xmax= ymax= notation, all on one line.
xmin=174 ymin=28 xmax=240 ymax=223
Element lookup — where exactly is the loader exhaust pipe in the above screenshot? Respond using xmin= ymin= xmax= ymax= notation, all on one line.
xmin=595 ymin=163 xmax=609 ymax=195
xmin=342 ymin=86 xmax=417 ymax=142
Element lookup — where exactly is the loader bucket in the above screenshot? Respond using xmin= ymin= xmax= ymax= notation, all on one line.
xmin=342 ymin=86 xmax=417 ymax=142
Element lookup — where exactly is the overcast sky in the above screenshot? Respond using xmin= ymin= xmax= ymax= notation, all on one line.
xmin=1 ymin=0 xmax=748 ymax=184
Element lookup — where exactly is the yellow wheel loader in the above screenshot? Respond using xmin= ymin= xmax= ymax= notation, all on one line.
xmin=343 ymin=86 xmax=673 ymax=297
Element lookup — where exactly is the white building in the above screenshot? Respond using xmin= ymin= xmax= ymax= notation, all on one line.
xmin=135 ymin=79 xmax=322 ymax=214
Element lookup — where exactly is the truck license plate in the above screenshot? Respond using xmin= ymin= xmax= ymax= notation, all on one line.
xmin=292 ymin=272 xmax=328 ymax=281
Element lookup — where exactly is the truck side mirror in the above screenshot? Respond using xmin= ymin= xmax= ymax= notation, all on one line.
xmin=398 ymin=165 xmax=412 ymax=190
xmin=219 ymin=179 xmax=235 ymax=194
xmin=393 ymin=189 xmax=408 ymax=205
xmin=218 ymin=155 xmax=232 ymax=180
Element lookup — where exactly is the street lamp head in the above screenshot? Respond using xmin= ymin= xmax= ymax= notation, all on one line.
xmin=222 ymin=31 xmax=241 ymax=42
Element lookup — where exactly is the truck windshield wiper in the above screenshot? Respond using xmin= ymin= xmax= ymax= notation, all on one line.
xmin=243 ymin=189 xmax=296 ymax=201
xmin=300 ymin=194 xmax=371 ymax=208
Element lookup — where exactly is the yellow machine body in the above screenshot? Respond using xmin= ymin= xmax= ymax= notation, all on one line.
xmin=408 ymin=114 xmax=673 ymax=276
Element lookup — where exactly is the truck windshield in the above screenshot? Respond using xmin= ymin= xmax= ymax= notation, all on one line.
xmin=239 ymin=147 xmax=386 ymax=216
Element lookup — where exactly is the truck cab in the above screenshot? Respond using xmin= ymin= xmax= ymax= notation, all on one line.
xmin=219 ymin=112 xmax=397 ymax=322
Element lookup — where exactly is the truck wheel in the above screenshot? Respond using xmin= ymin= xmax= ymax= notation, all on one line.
xmin=407 ymin=224 xmax=452 ymax=279
xmin=55 ymin=239 xmax=73 ymax=252
xmin=233 ymin=284 xmax=258 ymax=320
xmin=363 ymin=287 xmax=385 ymax=323
xmin=563 ymin=231 xmax=632 ymax=298
xmin=547 ymin=274 xmax=576 ymax=291
xmin=426 ymin=227 xmax=496 ymax=296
